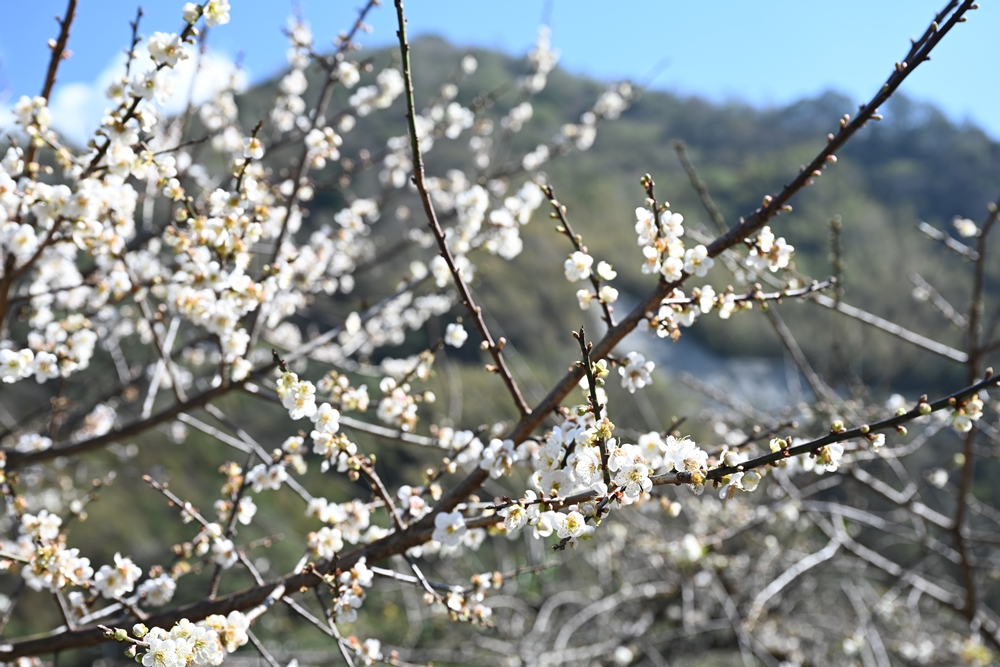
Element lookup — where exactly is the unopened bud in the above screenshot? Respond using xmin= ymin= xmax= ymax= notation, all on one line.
xmin=114 ymin=628 xmax=128 ymax=642
xmin=919 ymin=402 xmax=932 ymax=415
xmin=896 ymin=425 xmax=907 ymax=435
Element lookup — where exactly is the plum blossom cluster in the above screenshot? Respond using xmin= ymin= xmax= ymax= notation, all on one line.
xmin=746 ymin=225 xmax=794 ymax=273
xmin=326 ymin=557 xmax=375 ymax=624
xmin=127 ymin=610 xmax=248 ymax=667
xmin=950 ymin=394 xmax=984 ymax=433
xmin=488 ymin=428 xmax=730 ymax=550
xmin=636 ymin=204 xmax=690 ymax=280
xmin=6 ymin=508 xmax=181 ymax=619
xmin=573 ymin=259 xmax=619 ymax=310
xmin=636 ymin=220 xmax=796 ymax=339
xmin=479 ymin=410 xmax=719 ymax=549
xmin=271 ymin=20 xmax=318 ymax=133
xmin=306 ymin=497 xmax=375 ymax=544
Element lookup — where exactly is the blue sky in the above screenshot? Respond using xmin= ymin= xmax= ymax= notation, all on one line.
xmin=2 ymin=1 xmax=997 ymax=142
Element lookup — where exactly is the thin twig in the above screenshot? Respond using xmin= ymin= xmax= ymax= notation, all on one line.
xmin=22 ymin=0 xmax=77 ymax=175
xmin=394 ymin=0 xmax=530 ymax=417
xmin=671 ymin=140 xmax=727 ymax=234
xmin=544 ymin=185 xmax=615 ymax=327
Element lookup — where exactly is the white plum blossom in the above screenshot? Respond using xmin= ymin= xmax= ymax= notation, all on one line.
xmin=661 ymin=210 xmax=685 ymax=238
xmin=0 ymin=348 xmax=34 ymax=383
xmin=747 ymin=226 xmax=795 ymax=272
xmin=147 ymin=32 xmax=189 ymax=67
xmin=661 ymin=255 xmax=684 ymax=282
xmin=564 ymin=251 xmax=593 ymax=282
xmin=500 ymin=504 xmax=528 ymax=532
xmin=212 ymin=538 xmax=238 ymax=569
xmin=309 ymin=526 xmax=345 ymax=559
xmin=720 ymin=470 xmax=761 ymax=499
xmin=479 ymin=438 xmax=520 ymax=478
xmin=555 ymin=511 xmax=592 ymax=540
xmin=816 ymin=442 xmax=845 ymax=472
xmin=666 ymin=437 xmax=709 ymax=477
xmin=243 ymin=136 xmax=264 ymax=160
xmin=235 ymin=496 xmax=257 ymax=525
xmin=616 ymin=460 xmax=652 ymax=499
xmin=635 ymin=208 xmax=657 ymax=245
xmin=619 ymin=351 xmax=654 ymax=393
xmin=641 ymin=244 xmax=661 ymax=274
xmin=139 ymin=574 xmax=177 ymax=607
xmin=277 ymin=372 xmax=318 ymax=420
xmin=683 ymin=245 xmax=714 ymax=277
xmin=445 ymin=322 xmax=468 ymax=347
xmin=950 ymin=395 xmax=983 ymax=433
xmin=599 ymin=284 xmax=619 ymax=304
xmin=954 ymin=216 xmax=978 ymax=237
xmin=311 ymin=402 xmax=341 ymax=434
xmin=94 ymin=553 xmax=142 ymax=599
xmin=16 ymin=433 xmax=52 ymax=452
xmin=698 ymin=285 xmax=716 ymax=315
xmin=22 ymin=510 xmax=63 ymax=541
xmin=246 ymin=463 xmax=288 ymax=492
xmin=203 ymin=0 xmax=231 ymax=26
xmin=637 ymin=432 xmax=666 ymax=470
xmin=433 ymin=510 xmax=468 ymax=546
xmin=397 ymin=485 xmax=427 ymax=518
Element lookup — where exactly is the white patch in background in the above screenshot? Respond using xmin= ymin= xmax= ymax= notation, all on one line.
xmin=0 ymin=106 xmax=13 ymax=133
xmin=2 ymin=46 xmax=243 ymax=149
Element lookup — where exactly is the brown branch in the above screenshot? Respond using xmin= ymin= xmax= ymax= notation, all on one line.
xmin=23 ymin=0 xmax=77 ymax=172
xmin=5 ymin=382 xmax=234 ymax=470
xmin=574 ymin=327 xmax=611 ymax=486
xmin=702 ymin=0 xmax=976 ymax=264
xmin=395 ymin=0 xmax=530 ymax=417
xmin=707 ymin=371 xmax=999 ymax=479
xmin=952 ymin=192 xmax=1000 ymax=619
xmin=261 ymin=0 xmax=380 ymax=266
